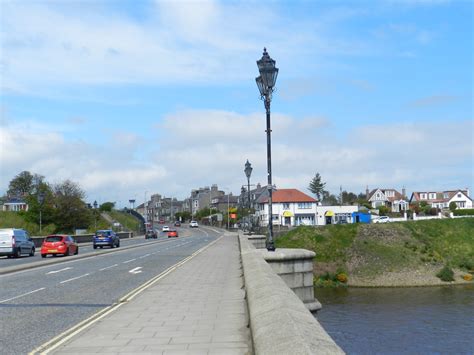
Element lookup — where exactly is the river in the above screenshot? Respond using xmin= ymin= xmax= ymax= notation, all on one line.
xmin=315 ymin=285 xmax=474 ymax=354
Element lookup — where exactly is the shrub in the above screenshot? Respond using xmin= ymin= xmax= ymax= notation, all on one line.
xmin=336 ymin=272 xmax=348 ymax=283
xmin=458 ymin=258 xmax=474 ymax=271
xmin=453 ymin=209 xmax=474 ymax=216
xmin=436 ymin=265 xmax=454 ymax=282
xmin=449 ymin=202 xmax=457 ymax=212
xmin=462 ymin=274 xmax=473 ymax=281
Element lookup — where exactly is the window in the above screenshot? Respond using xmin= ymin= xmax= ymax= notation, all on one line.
xmin=297 ymin=202 xmax=312 ymax=209
xmin=420 ymin=193 xmax=427 ymax=199
xmin=457 ymin=194 xmax=462 ymax=198
xmin=283 ymin=203 xmax=290 ymax=209
xmin=429 ymin=193 xmax=436 ymax=199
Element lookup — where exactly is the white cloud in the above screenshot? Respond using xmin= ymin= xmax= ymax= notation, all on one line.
xmin=1 ymin=110 xmax=471 ymax=203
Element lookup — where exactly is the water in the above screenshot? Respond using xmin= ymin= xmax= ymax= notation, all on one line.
xmin=314 ymin=285 xmax=474 ymax=354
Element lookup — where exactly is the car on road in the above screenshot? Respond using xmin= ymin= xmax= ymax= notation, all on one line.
xmin=174 ymin=221 xmax=181 ymax=227
xmin=168 ymin=229 xmax=178 ymax=238
xmin=373 ymin=216 xmax=390 ymax=223
xmin=41 ymin=235 xmax=78 ymax=257
xmin=93 ymin=229 xmax=120 ymax=249
xmin=0 ymin=228 xmax=35 ymax=258
xmin=162 ymin=225 xmax=170 ymax=232
xmin=145 ymin=230 xmax=157 ymax=239
xmin=190 ymin=220 xmax=199 ymax=228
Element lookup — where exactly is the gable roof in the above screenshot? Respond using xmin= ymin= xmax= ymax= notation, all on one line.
xmin=368 ymin=188 xmax=404 ymax=202
xmin=410 ymin=190 xmax=472 ymax=203
xmin=258 ymin=189 xmax=317 ymax=203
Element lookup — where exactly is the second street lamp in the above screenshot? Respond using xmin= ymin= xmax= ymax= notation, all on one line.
xmin=256 ymin=47 xmax=278 ymax=252
xmin=244 ymin=160 xmax=253 ymax=209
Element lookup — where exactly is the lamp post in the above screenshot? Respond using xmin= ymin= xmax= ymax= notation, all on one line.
xmin=37 ymin=192 xmax=45 ymax=234
xmin=93 ymin=200 xmax=98 ymax=230
xmin=256 ymin=47 xmax=278 ymax=252
xmin=244 ymin=160 xmax=253 ymax=210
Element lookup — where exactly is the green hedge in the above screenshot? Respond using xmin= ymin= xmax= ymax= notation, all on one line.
xmin=453 ymin=209 xmax=474 ymax=216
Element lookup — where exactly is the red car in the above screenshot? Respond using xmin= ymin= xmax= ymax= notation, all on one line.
xmin=167 ymin=230 xmax=178 ymax=238
xmin=41 ymin=235 xmax=79 ymax=258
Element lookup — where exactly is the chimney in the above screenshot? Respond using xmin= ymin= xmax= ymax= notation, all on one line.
xmin=402 ymin=187 xmax=406 ymax=199
xmin=466 ymin=188 xmax=470 ymax=197
xmin=366 ymin=185 xmax=369 ymax=198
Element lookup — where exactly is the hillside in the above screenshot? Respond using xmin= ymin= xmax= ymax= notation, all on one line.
xmin=275 ymin=219 xmax=474 ymax=287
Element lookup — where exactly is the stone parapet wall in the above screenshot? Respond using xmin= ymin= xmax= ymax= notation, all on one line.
xmin=239 ymin=231 xmax=344 ymax=354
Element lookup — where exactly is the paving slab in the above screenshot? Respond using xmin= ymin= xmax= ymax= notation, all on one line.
xmin=50 ymin=232 xmax=252 ymax=355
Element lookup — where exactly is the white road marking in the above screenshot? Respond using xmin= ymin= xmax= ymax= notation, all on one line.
xmin=123 ymin=258 xmax=136 ymax=264
xmin=99 ymin=264 xmax=118 ymax=271
xmin=0 ymin=287 xmax=46 ymax=304
xmin=46 ymin=267 xmax=72 ymax=275
xmin=129 ymin=267 xmax=142 ymax=274
xmin=60 ymin=273 xmax=90 ymax=284
xmin=139 ymin=254 xmax=150 ymax=259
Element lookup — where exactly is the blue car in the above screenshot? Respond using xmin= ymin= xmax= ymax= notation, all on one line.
xmin=93 ymin=230 xmax=120 ymax=249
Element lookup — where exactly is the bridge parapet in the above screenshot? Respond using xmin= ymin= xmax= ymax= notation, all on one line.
xmin=239 ymin=231 xmax=344 ymax=354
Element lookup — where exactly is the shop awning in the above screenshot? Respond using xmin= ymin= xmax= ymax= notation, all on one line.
xmin=325 ymin=210 xmax=334 ymax=217
xmin=282 ymin=211 xmax=293 ymax=217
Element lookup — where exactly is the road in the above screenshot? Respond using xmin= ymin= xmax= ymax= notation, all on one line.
xmin=0 ymin=226 xmax=222 ymax=354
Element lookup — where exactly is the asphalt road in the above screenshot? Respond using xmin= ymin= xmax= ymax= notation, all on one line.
xmin=0 ymin=226 xmax=222 ymax=354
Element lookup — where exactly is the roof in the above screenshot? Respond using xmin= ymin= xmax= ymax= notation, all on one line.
xmin=410 ymin=190 xmax=471 ymax=203
xmin=368 ymin=188 xmax=404 ymax=202
xmin=258 ymin=189 xmax=317 ymax=203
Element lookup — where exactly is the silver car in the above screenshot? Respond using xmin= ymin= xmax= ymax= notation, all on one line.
xmin=0 ymin=228 xmax=35 ymax=258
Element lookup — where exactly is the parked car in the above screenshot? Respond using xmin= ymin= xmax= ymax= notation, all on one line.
xmin=190 ymin=220 xmax=199 ymax=228
xmin=145 ymin=230 xmax=157 ymax=239
xmin=162 ymin=225 xmax=170 ymax=232
xmin=373 ymin=216 xmax=390 ymax=223
xmin=168 ymin=229 xmax=178 ymax=238
xmin=93 ymin=229 xmax=120 ymax=249
xmin=174 ymin=221 xmax=181 ymax=227
xmin=0 ymin=228 xmax=35 ymax=258
xmin=41 ymin=235 xmax=78 ymax=257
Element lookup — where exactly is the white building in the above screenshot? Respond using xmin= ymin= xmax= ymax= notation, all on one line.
xmin=367 ymin=187 xmax=408 ymax=212
xmin=315 ymin=205 xmax=359 ymax=225
xmin=255 ymin=189 xmax=318 ymax=227
xmin=410 ymin=189 xmax=472 ymax=209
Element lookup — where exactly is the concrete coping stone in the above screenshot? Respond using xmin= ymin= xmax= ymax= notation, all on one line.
xmin=257 ymin=248 xmax=316 ymax=261
xmin=247 ymin=234 xmax=266 ymax=240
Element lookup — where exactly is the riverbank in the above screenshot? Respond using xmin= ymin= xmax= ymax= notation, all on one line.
xmin=275 ymin=219 xmax=474 ymax=287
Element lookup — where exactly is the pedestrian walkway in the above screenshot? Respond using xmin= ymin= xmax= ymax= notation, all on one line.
xmin=50 ymin=232 xmax=252 ymax=355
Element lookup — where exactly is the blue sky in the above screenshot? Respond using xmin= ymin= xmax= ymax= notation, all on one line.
xmin=1 ymin=0 xmax=472 ymax=206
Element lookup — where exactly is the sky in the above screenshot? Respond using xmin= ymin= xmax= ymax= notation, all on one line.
xmin=1 ymin=0 xmax=472 ymax=207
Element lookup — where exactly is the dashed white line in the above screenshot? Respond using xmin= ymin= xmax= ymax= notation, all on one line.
xmin=123 ymin=258 xmax=136 ymax=264
xmin=99 ymin=264 xmax=118 ymax=271
xmin=129 ymin=267 xmax=143 ymax=274
xmin=60 ymin=273 xmax=90 ymax=284
xmin=139 ymin=254 xmax=151 ymax=259
xmin=0 ymin=288 xmax=46 ymax=304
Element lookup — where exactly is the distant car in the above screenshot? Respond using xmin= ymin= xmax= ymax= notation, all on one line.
xmin=168 ymin=229 xmax=178 ymax=238
xmin=159 ymin=219 xmax=165 ymax=224
xmin=41 ymin=235 xmax=78 ymax=257
xmin=93 ymin=229 xmax=120 ymax=249
xmin=145 ymin=230 xmax=157 ymax=239
xmin=0 ymin=228 xmax=35 ymax=258
xmin=162 ymin=225 xmax=170 ymax=232
xmin=373 ymin=216 xmax=390 ymax=224
xmin=190 ymin=221 xmax=199 ymax=228
xmin=174 ymin=221 xmax=181 ymax=227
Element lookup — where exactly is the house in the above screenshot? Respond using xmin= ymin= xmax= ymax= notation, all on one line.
xmin=255 ymin=188 xmax=318 ymax=226
xmin=239 ymin=183 xmax=268 ymax=210
xmin=2 ymin=197 xmax=29 ymax=212
xmin=367 ymin=187 xmax=408 ymax=212
xmin=409 ymin=189 xmax=472 ymax=209
xmin=211 ymin=194 xmax=238 ymax=215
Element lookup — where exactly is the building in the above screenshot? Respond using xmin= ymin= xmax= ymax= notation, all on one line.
xmin=239 ymin=183 xmax=268 ymax=210
xmin=315 ymin=205 xmax=359 ymax=225
xmin=190 ymin=185 xmax=224 ymax=216
xmin=211 ymin=194 xmax=238 ymax=215
xmin=367 ymin=187 xmax=408 ymax=212
xmin=2 ymin=197 xmax=29 ymax=212
xmin=409 ymin=189 xmax=472 ymax=209
xmin=256 ymin=188 xmax=318 ymax=227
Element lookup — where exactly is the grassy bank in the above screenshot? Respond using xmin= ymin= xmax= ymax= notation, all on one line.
xmin=275 ymin=219 xmax=474 ymax=287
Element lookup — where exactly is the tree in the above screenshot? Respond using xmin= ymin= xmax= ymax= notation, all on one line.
xmin=7 ymin=171 xmax=43 ymax=197
xmin=52 ymin=180 xmax=91 ymax=232
xmin=100 ymin=202 xmax=115 ymax=212
xmin=321 ymin=191 xmax=338 ymax=205
xmin=341 ymin=191 xmax=358 ymax=205
xmin=449 ymin=202 xmax=457 ymax=212
xmin=308 ymin=173 xmax=326 ymax=201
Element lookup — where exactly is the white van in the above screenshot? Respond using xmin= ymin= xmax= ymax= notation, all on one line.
xmin=0 ymin=228 xmax=35 ymax=258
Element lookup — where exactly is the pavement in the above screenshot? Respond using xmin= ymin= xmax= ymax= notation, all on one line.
xmin=44 ymin=232 xmax=252 ymax=355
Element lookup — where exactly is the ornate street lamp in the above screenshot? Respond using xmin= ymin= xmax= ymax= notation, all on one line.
xmin=93 ymin=200 xmax=98 ymax=230
xmin=244 ymin=160 xmax=253 ymax=209
xmin=256 ymin=47 xmax=278 ymax=251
